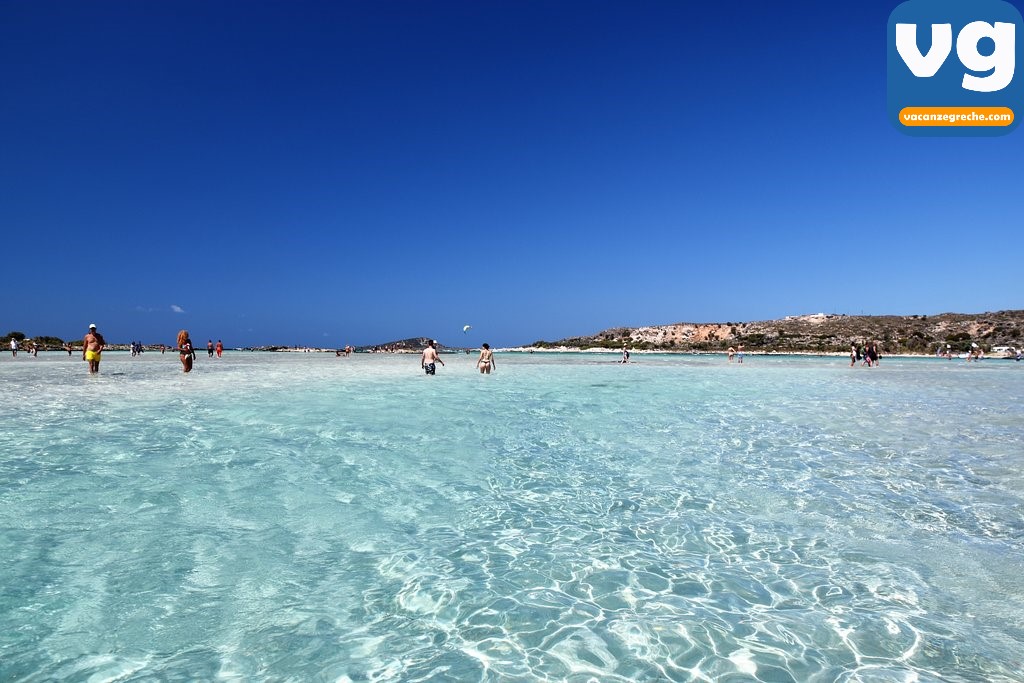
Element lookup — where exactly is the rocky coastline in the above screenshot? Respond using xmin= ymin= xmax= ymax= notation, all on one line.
xmin=526 ymin=310 xmax=1024 ymax=355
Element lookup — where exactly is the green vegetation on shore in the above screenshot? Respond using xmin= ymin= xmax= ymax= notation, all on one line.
xmin=2 ymin=331 xmax=70 ymax=349
xmin=533 ymin=311 xmax=1024 ymax=355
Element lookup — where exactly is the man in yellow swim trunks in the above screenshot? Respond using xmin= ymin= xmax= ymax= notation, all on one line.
xmin=82 ymin=323 xmax=106 ymax=374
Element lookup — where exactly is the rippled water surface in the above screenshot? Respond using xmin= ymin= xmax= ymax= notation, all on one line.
xmin=2 ymin=351 xmax=1023 ymax=682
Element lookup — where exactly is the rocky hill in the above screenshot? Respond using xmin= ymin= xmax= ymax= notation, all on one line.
xmin=358 ymin=337 xmax=454 ymax=353
xmin=536 ymin=311 xmax=1024 ymax=354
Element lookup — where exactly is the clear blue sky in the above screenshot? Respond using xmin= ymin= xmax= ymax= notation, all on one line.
xmin=2 ymin=1 xmax=1021 ymax=347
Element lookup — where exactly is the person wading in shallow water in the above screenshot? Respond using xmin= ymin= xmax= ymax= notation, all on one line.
xmin=477 ymin=343 xmax=496 ymax=374
xmin=421 ymin=340 xmax=444 ymax=376
xmin=82 ymin=323 xmax=105 ymax=374
xmin=177 ymin=330 xmax=196 ymax=373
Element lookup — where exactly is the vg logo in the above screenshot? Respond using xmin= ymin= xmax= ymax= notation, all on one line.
xmin=888 ymin=0 xmax=1023 ymax=136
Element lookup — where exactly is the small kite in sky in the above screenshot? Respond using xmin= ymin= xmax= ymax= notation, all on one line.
xmin=463 ymin=325 xmax=472 ymax=333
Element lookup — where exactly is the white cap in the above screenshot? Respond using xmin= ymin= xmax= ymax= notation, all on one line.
xmin=89 ymin=323 xmax=97 ymax=329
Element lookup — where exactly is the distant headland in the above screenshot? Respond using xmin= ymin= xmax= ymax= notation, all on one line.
xmin=522 ymin=310 xmax=1024 ymax=355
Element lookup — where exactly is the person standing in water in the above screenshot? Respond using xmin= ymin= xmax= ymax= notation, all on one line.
xmin=82 ymin=323 xmax=105 ymax=374
xmin=477 ymin=343 xmax=496 ymax=374
xmin=178 ymin=330 xmax=195 ymax=373
xmin=215 ymin=340 xmax=223 ymax=358
xmin=867 ymin=341 xmax=880 ymax=366
xmin=421 ymin=340 xmax=444 ymax=375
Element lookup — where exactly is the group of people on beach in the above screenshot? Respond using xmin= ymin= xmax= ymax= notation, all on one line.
xmin=851 ymin=341 xmax=881 ymax=367
xmin=420 ymin=339 xmax=495 ymax=375
xmin=75 ymin=324 xmax=219 ymax=375
xmin=933 ymin=343 xmax=1012 ymax=361
xmin=205 ymin=339 xmax=224 ymax=358
xmin=9 ymin=339 xmax=40 ymax=358
xmin=75 ymin=325 xmax=493 ymax=377
xmin=51 ymin=325 xmax=1024 ymax=377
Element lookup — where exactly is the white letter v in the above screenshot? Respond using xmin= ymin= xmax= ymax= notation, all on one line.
xmin=896 ymin=23 xmax=953 ymax=77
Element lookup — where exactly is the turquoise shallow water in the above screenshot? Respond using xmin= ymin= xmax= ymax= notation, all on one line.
xmin=2 ymin=351 xmax=1023 ymax=682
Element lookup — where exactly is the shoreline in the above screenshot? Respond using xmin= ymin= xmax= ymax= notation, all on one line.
xmin=6 ymin=347 xmax=1018 ymax=361
xmin=493 ymin=347 xmax=1020 ymax=360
